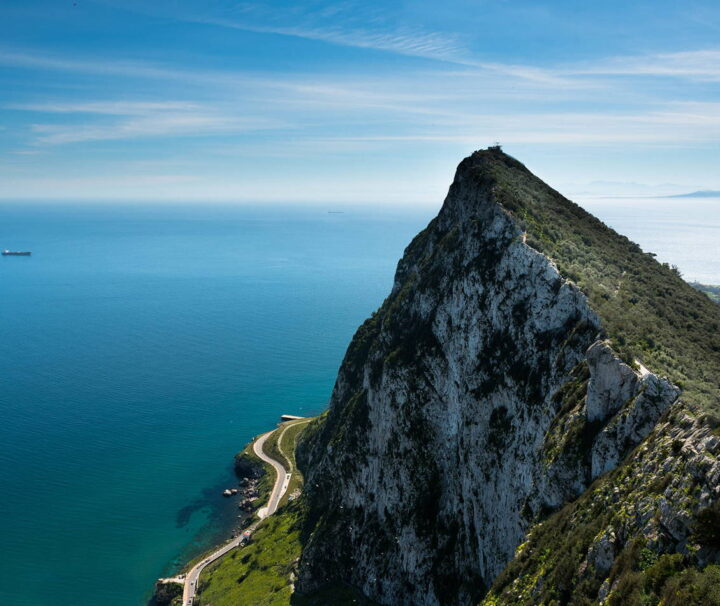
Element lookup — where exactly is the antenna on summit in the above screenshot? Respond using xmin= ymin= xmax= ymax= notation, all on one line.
xmin=490 ymin=141 xmax=502 ymax=151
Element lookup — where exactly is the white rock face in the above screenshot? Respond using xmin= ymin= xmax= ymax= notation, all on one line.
xmin=585 ymin=342 xmax=639 ymax=423
xmin=590 ymin=366 xmax=680 ymax=478
xmin=296 ymin=157 xmax=680 ymax=606
xmin=586 ymin=529 xmax=617 ymax=576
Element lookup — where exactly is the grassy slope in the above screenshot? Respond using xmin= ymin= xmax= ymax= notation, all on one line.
xmin=275 ymin=420 xmax=314 ymax=509
xmin=466 ymin=149 xmax=720 ymax=604
xmin=469 ymin=148 xmax=720 ymax=409
xmin=256 ymin=419 xmax=314 ymax=510
xmin=196 ymin=498 xmax=305 ymax=606
xmin=197 ymin=498 xmax=375 ymax=606
xmin=481 ymin=408 xmax=720 ymax=606
xmin=195 ymin=417 xmax=375 ymax=606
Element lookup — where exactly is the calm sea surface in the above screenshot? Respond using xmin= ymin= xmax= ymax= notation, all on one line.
xmin=0 ymin=203 xmax=433 ymax=606
xmin=0 ymin=198 xmax=717 ymax=605
xmin=581 ymin=196 xmax=720 ymax=284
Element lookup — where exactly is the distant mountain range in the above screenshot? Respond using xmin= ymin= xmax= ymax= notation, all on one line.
xmin=666 ymin=190 xmax=720 ymax=198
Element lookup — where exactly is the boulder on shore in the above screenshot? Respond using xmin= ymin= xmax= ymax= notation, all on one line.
xmin=151 ymin=579 xmax=183 ymax=606
xmin=234 ymin=451 xmax=264 ymax=480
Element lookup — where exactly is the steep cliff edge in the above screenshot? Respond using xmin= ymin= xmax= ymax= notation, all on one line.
xmin=295 ymin=148 xmax=720 ymax=605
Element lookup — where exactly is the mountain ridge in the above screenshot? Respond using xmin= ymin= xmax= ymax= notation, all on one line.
xmin=189 ymin=148 xmax=720 ymax=605
xmin=295 ymin=148 xmax=720 ymax=605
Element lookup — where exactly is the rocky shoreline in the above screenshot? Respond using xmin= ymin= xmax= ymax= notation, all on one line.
xmin=150 ymin=445 xmax=267 ymax=605
xmin=232 ymin=449 xmax=266 ymax=525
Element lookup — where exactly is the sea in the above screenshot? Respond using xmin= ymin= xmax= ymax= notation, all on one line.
xmin=0 ymin=197 xmax=718 ymax=606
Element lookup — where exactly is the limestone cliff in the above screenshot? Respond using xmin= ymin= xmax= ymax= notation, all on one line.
xmin=292 ymin=148 xmax=720 ymax=606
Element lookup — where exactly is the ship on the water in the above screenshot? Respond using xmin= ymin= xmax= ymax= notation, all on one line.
xmin=2 ymin=250 xmax=31 ymax=256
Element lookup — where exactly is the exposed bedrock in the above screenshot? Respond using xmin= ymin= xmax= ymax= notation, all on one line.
xmin=295 ymin=150 xmax=680 ymax=606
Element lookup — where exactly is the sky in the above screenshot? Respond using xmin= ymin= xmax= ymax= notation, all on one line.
xmin=1 ymin=0 xmax=720 ymax=203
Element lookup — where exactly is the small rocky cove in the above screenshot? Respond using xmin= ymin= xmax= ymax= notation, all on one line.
xmin=232 ymin=450 xmax=266 ymax=521
xmin=151 ymin=449 xmax=267 ymax=605
xmin=223 ymin=476 xmax=261 ymax=514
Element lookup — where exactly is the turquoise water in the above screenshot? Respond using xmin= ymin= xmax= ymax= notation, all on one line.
xmin=1 ymin=197 xmax=718 ymax=606
xmin=0 ymin=203 xmax=434 ymax=606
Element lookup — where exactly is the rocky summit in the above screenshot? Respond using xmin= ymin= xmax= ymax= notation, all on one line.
xmin=197 ymin=147 xmax=720 ymax=606
xmin=294 ymin=148 xmax=720 ymax=606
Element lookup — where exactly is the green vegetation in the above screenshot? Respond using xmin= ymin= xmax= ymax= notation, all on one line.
xmin=691 ymin=282 xmax=720 ymax=304
xmin=197 ymin=498 xmax=306 ymax=606
xmin=604 ymin=554 xmax=720 ymax=606
xmin=263 ymin=427 xmax=288 ymax=470
xmin=234 ymin=444 xmax=274 ymax=516
xmin=483 ymin=480 xmax=611 ymax=605
xmin=151 ymin=580 xmax=183 ymax=606
xmin=486 ymin=522 xmax=720 ymax=606
xmin=195 ymin=417 xmax=376 ymax=605
xmin=472 ymin=148 xmax=720 ymax=409
xmin=481 ymin=405 xmax=720 ymax=605
xmin=264 ymin=419 xmax=310 ymax=473
xmin=276 ymin=420 xmax=313 ymax=508
xmin=541 ymin=361 xmax=592 ymax=465
xmin=262 ymin=418 xmax=314 ymax=508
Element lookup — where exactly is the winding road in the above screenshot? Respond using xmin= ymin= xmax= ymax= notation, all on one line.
xmin=253 ymin=430 xmax=291 ymax=519
xmin=181 ymin=420 xmax=310 ymax=606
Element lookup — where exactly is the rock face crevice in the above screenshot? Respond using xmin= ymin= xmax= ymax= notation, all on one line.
xmin=295 ymin=149 xmax=680 ymax=606
xmin=586 ymin=342 xmax=680 ymax=479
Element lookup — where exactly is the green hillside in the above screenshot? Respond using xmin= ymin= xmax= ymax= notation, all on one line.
xmin=468 ymin=148 xmax=720 ymax=409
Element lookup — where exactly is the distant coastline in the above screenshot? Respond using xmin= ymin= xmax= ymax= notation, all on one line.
xmin=691 ymin=282 xmax=720 ymax=303
xmin=664 ymin=190 xmax=720 ymax=198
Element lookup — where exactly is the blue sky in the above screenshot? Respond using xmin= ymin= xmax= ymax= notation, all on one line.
xmin=2 ymin=0 xmax=720 ymax=203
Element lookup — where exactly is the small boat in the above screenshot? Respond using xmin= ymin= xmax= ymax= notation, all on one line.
xmin=2 ymin=250 xmax=31 ymax=256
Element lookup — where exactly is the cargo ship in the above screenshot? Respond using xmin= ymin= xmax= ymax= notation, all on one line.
xmin=2 ymin=250 xmax=31 ymax=256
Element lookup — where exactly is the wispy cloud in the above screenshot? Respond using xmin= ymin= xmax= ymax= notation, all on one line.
xmin=285 ymin=104 xmax=720 ymax=147
xmin=14 ymin=101 xmax=283 ymax=145
xmin=569 ymin=49 xmax=720 ymax=81
xmin=96 ymin=0 xmax=470 ymax=65
xmin=97 ymin=1 xmax=720 ymax=89
xmin=8 ymin=101 xmax=203 ymax=115
xmin=0 ymin=46 xmax=587 ymax=111
xmin=0 ymin=49 xmax=180 ymax=80
xmin=10 ymin=76 xmax=720 ymax=149
xmin=203 ymin=17 xmax=468 ymax=64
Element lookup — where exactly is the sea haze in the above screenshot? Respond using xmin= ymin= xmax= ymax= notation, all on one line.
xmin=581 ymin=197 xmax=720 ymax=285
xmin=0 ymin=197 xmax=717 ymax=606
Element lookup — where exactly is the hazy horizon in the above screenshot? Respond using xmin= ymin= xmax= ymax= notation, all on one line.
xmin=3 ymin=1 xmax=720 ymax=203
